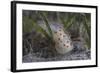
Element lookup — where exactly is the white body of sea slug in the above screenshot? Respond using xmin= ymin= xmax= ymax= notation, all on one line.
xmin=51 ymin=24 xmax=73 ymax=54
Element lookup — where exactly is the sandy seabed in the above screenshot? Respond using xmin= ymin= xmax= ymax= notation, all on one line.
xmin=23 ymin=41 xmax=91 ymax=63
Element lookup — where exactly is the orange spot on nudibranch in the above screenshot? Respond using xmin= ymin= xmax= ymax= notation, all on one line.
xmin=64 ymin=44 xmax=65 ymax=46
xmin=66 ymin=45 xmax=69 ymax=48
xmin=58 ymin=38 xmax=61 ymax=41
xmin=55 ymin=31 xmax=57 ymax=33
xmin=60 ymin=33 xmax=62 ymax=35
xmin=67 ymin=41 xmax=69 ymax=43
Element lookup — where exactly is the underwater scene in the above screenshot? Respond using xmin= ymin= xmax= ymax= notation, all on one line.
xmin=22 ymin=10 xmax=91 ymax=63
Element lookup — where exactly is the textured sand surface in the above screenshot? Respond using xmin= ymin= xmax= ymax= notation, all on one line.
xmin=23 ymin=41 xmax=90 ymax=63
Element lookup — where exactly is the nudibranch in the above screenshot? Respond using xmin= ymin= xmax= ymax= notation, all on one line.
xmin=50 ymin=24 xmax=73 ymax=54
